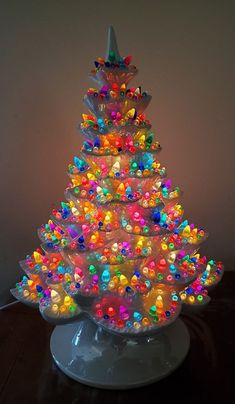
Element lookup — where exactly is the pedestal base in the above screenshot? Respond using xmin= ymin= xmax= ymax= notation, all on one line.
xmin=50 ymin=317 xmax=190 ymax=389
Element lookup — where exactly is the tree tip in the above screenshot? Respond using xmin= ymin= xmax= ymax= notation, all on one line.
xmin=105 ymin=26 xmax=121 ymax=61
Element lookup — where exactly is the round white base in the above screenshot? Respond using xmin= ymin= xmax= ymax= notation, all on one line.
xmin=50 ymin=317 xmax=190 ymax=389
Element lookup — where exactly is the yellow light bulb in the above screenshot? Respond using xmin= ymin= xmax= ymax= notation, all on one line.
xmin=33 ymin=251 xmax=42 ymax=264
xmin=74 ymin=273 xmax=82 ymax=282
xmin=41 ymin=265 xmax=48 ymax=273
xmin=142 ymin=266 xmax=149 ymax=276
xmin=156 ymin=295 xmax=164 ymax=309
xmin=168 ymin=252 xmax=176 ymax=263
xmin=71 ymin=207 xmax=79 ymax=215
xmin=90 ymin=234 xmax=97 ymax=243
xmin=189 ymin=296 xmax=195 ymax=304
xmin=51 ymin=289 xmax=61 ymax=304
xmin=64 ymin=296 xmax=71 ymax=306
xmin=27 ymin=280 xmax=33 ymax=287
xmin=117 ymin=183 xmax=125 ymax=195
xmin=125 ymin=108 xmax=136 ymax=120
xmin=120 ymin=275 xmax=128 ymax=286
xmin=112 ymin=161 xmax=120 ymax=173
xmin=112 ymin=243 xmax=118 ymax=252
xmin=87 ymin=173 xmax=96 ymax=180
xmin=182 ymin=225 xmax=191 ymax=236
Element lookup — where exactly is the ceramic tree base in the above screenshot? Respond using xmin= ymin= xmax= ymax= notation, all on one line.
xmin=50 ymin=317 xmax=190 ymax=389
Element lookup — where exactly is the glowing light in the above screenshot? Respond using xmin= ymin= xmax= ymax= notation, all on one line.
xmin=14 ymin=33 xmax=223 ymax=334
xmin=51 ymin=290 xmax=61 ymax=304
xmin=52 ymin=304 xmax=59 ymax=313
xmin=23 ymin=290 xmax=30 ymax=298
xmin=189 ymin=296 xmax=195 ymax=304
xmin=156 ymin=295 xmax=164 ymax=309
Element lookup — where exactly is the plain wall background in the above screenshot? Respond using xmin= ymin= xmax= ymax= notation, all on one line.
xmin=0 ymin=0 xmax=234 ymax=303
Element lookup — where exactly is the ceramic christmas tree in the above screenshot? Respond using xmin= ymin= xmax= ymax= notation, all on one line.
xmin=11 ymin=27 xmax=223 ymax=388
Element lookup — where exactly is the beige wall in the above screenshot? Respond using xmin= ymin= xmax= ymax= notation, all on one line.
xmin=0 ymin=0 xmax=234 ymax=302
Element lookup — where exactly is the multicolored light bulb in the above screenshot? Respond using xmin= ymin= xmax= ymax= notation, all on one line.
xmin=11 ymin=27 xmax=223 ymax=334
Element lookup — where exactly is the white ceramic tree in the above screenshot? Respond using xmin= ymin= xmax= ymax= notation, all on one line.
xmin=11 ymin=27 xmax=223 ymax=387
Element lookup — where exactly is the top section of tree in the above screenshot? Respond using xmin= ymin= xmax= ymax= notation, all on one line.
xmin=90 ymin=26 xmax=138 ymax=87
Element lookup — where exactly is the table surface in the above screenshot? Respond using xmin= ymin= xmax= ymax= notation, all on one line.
xmin=0 ymin=271 xmax=234 ymax=404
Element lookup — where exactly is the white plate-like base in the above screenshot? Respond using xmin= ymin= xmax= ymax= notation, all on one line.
xmin=50 ymin=317 xmax=190 ymax=389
